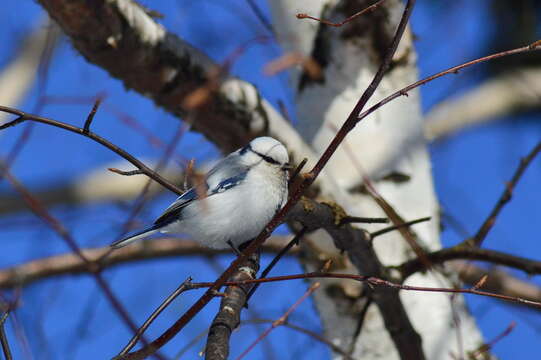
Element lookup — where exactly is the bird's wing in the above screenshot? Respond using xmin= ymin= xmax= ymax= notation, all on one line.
xmin=154 ymin=186 xmax=203 ymax=225
xmin=153 ymin=165 xmax=249 ymax=226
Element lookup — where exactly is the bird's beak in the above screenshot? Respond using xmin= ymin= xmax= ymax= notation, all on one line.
xmin=282 ymin=163 xmax=295 ymax=171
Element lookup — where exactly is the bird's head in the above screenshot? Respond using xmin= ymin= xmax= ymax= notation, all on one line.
xmin=240 ymin=137 xmax=290 ymax=170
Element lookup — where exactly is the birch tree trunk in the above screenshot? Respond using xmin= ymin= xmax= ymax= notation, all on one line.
xmin=270 ymin=1 xmax=485 ymax=358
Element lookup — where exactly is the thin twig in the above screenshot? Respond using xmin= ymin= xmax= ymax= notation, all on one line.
xmin=0 ymin=311 xmax=12 ymax=360
xmin=186 ymin=272 xmax=541 ymax=309
xmin=371 ymin=217 xmax=431 ymax=238
xmin=118 ymin=278 xmax=194 ymax=356
xmin=340 ymin=216 xmax=389 ymax=224
xmin=243 ymin=319 xmax=355 ymax=360
xmin=470 ymin=321 xmax=516 ymax=358
xmin=0 ymin=163 xmax=163 ymax=359
xmin=296 ymin=0 xmax=388 ymax=27
xmin=83 ymin=97 xmax=102 ymax=133
xmin=108 ymin=168 xmax=145 ymax=176
xmin=398 ymin=141 xmax=541 ymax=278
xmin=236 ymin=282 xmax=321 ymax=359
xmin=288 ymin=158 xmax=307 ymax=186
xmin=0 ymin=106 xmax=183 ymax=195
xmin=472 ymin=140 xmax=541 ymax=247
xmin=245 ymin=227 xmax=308 ymax=305
xmin=357 ymin=41 xmax=541 ymax=122
xmin=246 ymin=0 xmax=274 ymax=34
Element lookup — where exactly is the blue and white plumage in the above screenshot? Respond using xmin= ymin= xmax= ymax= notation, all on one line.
xmin=110 ymin=137 xmax=290 ymax=250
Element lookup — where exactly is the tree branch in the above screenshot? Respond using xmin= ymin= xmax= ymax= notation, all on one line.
xmin=36 ymin=0 xmax=313 ymax=156
xmin=205 ymin=250 xmax=260 ymax=360
xmin=398 ymin=246 xmax=541 ymax=279
xmin=471 ymin=140 xmax=541 ymax=247
xmin=0 ymin=237 xmax=292 ymax=289
xmin=451 ymin=261 xmax=541 ymax=311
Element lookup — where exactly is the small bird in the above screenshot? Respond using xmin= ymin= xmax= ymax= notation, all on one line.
xmin=110 ymin=137 xmax=290 ymax=250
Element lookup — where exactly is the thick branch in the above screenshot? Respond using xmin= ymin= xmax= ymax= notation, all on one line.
xmin=398 ymin=246 xmax=541 ymax=279
xmin=36 ymin=0 xmax=313 ymax=156
xmin=205 ymin=250 xmax=260 ymax=360
xmin=0 ymin=237 xmax=291 ymax=289
xmin=288 ymin=198 xmax=425 ymax=360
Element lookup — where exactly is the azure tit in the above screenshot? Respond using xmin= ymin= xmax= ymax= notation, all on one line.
xmin=111 ymin=137 xmax=290 ymax=250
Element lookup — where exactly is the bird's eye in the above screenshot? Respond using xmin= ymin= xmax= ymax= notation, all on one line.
xmin=260 ymin=154 xmax=280 ymax=165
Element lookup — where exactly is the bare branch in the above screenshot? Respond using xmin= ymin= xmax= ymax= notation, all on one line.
xmin=370 ymin=217 xmax=431 ymax=238
xmin=243 ymin=319 xmax=355 ymax=360
xmin=471 ymin=321 xmax=516 ymax=358
xmin=108 ymin=168 xmax=146 ymax=176
xmin=358 ymin=41 xmax=541 ymax=123
xmin=296 ymin=0 xmax=388 ymax=27
xmin=188 ymin=272 xmax=541 ymax=309
xmin=0 ymin=106 xmax=183 ymax=195
xmin=472 ymin=140 xmax=541 ymax=247
xmin=0 ymin=163 xmax=162 ymax=358
xmin=398 ymin=246 xmax=541 ymax=279
xmin=83 ymin=97 xmax=103 ymax=133
xmin=0 ymin=311 xmax=12 ymax=360
xmin=0 ymin=237 xmax=293 ymax=290
xmin=117 ymin=277 xmax=194 ymax=357
xmin=205 ymin=250 xmax=260 ymax=360
xmin=245 ymin=227 xmax=308 ymax=304
xmin=36 ymin=0 xmax=313 ymax=155
xmin=236 ymin=282 xmax=320 ymax=359
xmin=452 ymin=261 xmax=541 ymax=312
xmin=340 ymin=216 xmax=389 ymax=225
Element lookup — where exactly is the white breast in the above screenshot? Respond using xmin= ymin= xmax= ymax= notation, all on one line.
xmin=161 ymin=164 xmax=288 ymax=249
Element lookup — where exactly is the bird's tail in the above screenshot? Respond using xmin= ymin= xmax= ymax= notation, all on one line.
xmin=110 ymin=225 xmax=160 ymax=249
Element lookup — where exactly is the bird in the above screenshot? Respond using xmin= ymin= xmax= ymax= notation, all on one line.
xmin=110 ymin=137 xmax=290 ymax=250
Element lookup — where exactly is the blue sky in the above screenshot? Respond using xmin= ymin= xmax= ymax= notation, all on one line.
xmin=1 ymin=0 xmax=540 ymax=359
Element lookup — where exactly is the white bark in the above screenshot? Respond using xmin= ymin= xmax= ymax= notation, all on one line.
xmin=269 ymin=0 xmax=485 ymax=358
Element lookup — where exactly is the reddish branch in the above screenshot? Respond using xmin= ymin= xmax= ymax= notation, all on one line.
xmin=358 ymin=41 xmax=541 ymax=122
xmin=187 ymin=272 xmax=541 ymax=309
xmin=0 ymin=164 xmax=164 ymax=359
xmin=297 ymin=0 xmax=388 ymax=27
xmin=236 ymin=282 xmax=321 ymax=359
xmin=0 ymin=106 xmax=183 ymax=195
xmin=243 ymin=319 xmax=355 ymax=360
xmin=452 ymin=262 xmax=541 ymax=311
xmin=117 ymin=277 xmax=194 ymax=356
